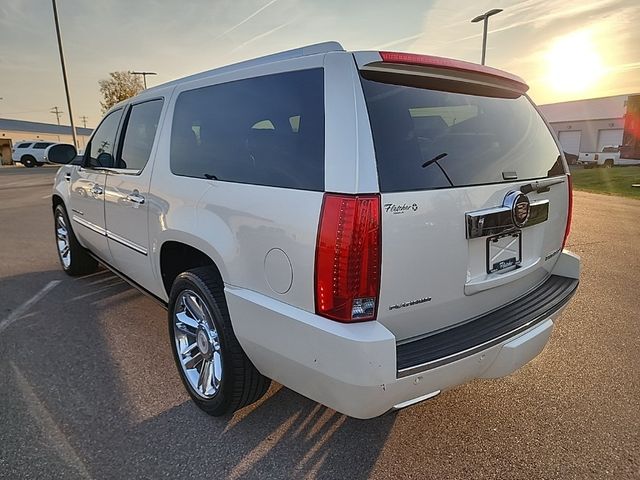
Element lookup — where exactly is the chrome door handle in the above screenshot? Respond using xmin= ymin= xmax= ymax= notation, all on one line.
xmin=126 ymin=192 xmax=145 ymax=205
xmin=91 ymin=184 xmax=103 ymax=195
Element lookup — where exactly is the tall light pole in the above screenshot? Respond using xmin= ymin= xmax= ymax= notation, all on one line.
xmin=51 ymin=0 xmax=78 ymax=148
xmin=130 ymin=71 xmax=157 ymax=89
xmin=471 ymin=8 xmax=503 ymax=65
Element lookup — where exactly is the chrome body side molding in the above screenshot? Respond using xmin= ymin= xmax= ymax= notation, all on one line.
xmin=71 ymin=215 xmax=147 ymax=255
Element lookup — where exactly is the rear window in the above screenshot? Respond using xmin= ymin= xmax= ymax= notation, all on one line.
xmin=33 ymin=142 xmax=52 ymax=149
xmin=360 ymin=76 xmax=564 ymax=192
xmin=170 ymin=68 xmax=325 ymax=191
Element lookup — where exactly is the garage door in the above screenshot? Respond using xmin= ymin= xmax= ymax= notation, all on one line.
xmin=597 ymin=129 xmax=623 ymax=151
xmin=558 ymin=131 xmax=581 ymax=155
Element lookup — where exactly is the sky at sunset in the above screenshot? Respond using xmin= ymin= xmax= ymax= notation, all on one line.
xmin=1 ymin=0 xmax=638 ymax=127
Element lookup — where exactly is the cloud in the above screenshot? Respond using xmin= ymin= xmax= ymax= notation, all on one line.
xmin=216 ymin=0 xmax=279 ymax=39
xmin=374 ymin=33 xmax=424 ymax=50
xmin=228 ymin=16 xmax=299 ymax=54
xmin=439 ymin=0 xmax=621 ymax=44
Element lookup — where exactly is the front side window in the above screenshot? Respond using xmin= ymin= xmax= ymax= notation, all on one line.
xmin=17 ymin=143 xmax=31 ymax=149
xmin=117 ymin=99 xmax=164 ymax=171
xmin=33 ymin=142 xmax=52 ymax=149
xmin=87 ymin=109 xmax=123 ymax=168
xmin=170 ymin=68 xmax=325 ymax=191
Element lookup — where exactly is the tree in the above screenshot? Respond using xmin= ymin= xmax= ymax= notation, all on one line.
xmin=98 ymin=71 xmax=144 ymax=113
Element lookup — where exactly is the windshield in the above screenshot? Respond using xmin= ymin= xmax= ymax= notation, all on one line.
xmin=360 ymin=75 xmax=565 ymax=192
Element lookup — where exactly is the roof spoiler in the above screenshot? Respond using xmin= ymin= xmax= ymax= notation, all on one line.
xmin=355 ymin=51 xmax=529 ymax=95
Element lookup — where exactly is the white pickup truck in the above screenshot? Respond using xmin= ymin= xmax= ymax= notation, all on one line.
xmin=578 ymin=146 xmax=640 ymax=168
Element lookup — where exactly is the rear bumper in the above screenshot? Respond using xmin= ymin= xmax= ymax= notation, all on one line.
xmin=226 ymin=251 xmax=580 ymax=419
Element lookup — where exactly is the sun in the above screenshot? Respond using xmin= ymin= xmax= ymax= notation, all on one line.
xmin=544 ymin=30 xmax=606 ymax=94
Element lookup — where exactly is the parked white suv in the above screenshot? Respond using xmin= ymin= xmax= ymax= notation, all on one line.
xmin=48 ymin=42 xmax=580 ymax=419
xmin=12 ymin=140 xmax=58 ymax=167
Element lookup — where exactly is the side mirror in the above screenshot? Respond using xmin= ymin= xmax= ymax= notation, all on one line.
xmin=45 ymin=144 xmax=77 ymax=164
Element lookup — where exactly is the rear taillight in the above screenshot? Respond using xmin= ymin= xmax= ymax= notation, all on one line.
xmin=315 ymin=194 xmax=381 ymax=323
xmin=562 ymin=175 xmax=573 ymax=249
xmin=594 ymin=154 xmax=599 ymax=161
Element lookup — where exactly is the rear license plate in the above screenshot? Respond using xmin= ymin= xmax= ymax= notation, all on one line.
xmin=487 ymin=231 xmax=522 ymax=274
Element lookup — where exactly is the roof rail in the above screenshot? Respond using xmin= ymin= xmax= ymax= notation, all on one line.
xmin=146 ymin=41 xmax=344 ymax=92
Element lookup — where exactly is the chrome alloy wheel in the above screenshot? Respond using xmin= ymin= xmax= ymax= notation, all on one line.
xmin=55 ymin=212 xmax=71 ymax=269
xmin=173 ymin=290 xmax=222 ymax=398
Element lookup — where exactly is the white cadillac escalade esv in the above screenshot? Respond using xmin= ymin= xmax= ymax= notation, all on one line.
xmin=49 ymin=42 xmax=580 ymax=419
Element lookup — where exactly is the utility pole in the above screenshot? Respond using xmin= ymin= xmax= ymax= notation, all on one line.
xmin=130 ymin=71 xmax=157 ymax=89
xmin=51 ymin=106 xmax=63 ymax=125
xmin=471 ymin=8 xmax=503 ymax=65
xmin=80 ymin=115 xmax=88 ymax=128
xmin=51 ymin=0 xmax=79 ymax=148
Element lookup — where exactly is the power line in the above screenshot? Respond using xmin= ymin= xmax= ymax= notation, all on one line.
xmin=0 ymin=109 xmax=52 ymax=116
xmin=50 ymin=106 xmax=63 ymax=125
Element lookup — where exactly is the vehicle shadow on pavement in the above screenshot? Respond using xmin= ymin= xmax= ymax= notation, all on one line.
xmin=0 ymin=269 xmax=395 ymax=480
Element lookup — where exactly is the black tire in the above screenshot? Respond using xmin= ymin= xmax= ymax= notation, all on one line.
xmin=168 ymin=267 xmax=270 ymax=416
xmin=603 ymin=159 xmax=614 ymax=168
xmin=53 ymin=204 xmax=99 ymax=276
xmin=22 ymin=155 xmax=36 ymax=168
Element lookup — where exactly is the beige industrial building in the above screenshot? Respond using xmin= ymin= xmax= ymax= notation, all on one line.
xmin=539 ymin=94 xmax=640 ymax=156
xmin=0 ymin=118 xmax=93 ymax=165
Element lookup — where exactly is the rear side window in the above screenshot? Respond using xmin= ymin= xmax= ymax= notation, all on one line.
xmin=117 ymin=99 xmax=164 ymax=171
xmin=33 ymin=142 xmax=52 ymax=149
xmin=360 ymin=76 xmax=564 ymax=192
xmin=17 ymin=143 xmax=31 ymax=149
xmin=170 ymin=68 xmax=325 ymax=191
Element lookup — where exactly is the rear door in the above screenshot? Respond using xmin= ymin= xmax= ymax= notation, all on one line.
xmin=104 ymin=98 xmax=164 ymax=287
xmin=356 ymin=54 xmax=570 ymax=341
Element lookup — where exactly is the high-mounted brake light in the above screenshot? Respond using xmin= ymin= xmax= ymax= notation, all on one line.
xmin=379 ymin=51 xmax=529 ymax=92
xmin=315 ymin=194 xmax=381 ymax=323
xmin=562 ymin=175 xmax=573 ymax=249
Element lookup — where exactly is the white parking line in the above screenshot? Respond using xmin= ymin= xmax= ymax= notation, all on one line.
xmin=10 ymin=361 xmax=92 ymax=479
xmin=0 ymin=280 xmax=61 ymax=335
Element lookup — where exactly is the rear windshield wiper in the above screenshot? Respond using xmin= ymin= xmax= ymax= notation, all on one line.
xmin=421 ymin=152 xmax=448 ymax=169
xmin=520 ymin=177 xmax=565 ymax=194
xmin=421 ymin=152 xmax=453 ymax=187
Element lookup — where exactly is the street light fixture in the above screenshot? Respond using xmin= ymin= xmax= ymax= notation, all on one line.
xmin=471 ymin=8 xmax=503 ymax=65
xmin=130 ymin=71 xmax=157 ymax=89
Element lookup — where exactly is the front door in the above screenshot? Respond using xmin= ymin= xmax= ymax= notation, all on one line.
xmin=69 ymin=108 xmax=124 ymax=264
xmin=104 ymin=99 xmax=164 ymax=288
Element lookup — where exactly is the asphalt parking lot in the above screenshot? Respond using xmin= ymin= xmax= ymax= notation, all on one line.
xmin=0 ymin=166 xmax=638 ymax=480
